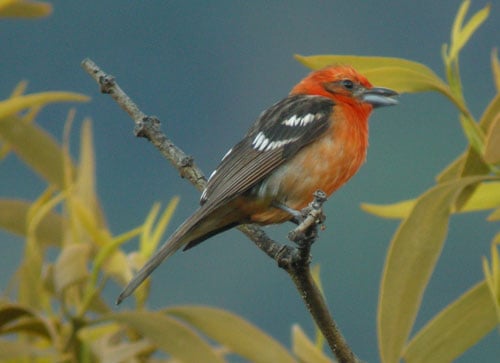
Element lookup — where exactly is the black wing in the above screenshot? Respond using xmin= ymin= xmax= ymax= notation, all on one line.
xmin=200 ymin=94 xmax=334 ymax=209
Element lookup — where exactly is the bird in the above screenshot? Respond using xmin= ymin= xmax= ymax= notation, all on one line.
xmin=117 ymin=65 xmax=398 ymax=304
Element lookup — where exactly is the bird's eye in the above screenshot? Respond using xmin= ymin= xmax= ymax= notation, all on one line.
xmin=341 ymin=79 xmax=354 ymax=90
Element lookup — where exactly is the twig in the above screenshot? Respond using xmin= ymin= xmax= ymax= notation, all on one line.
xmin=81 ymin=58 xmax=359 ymax=363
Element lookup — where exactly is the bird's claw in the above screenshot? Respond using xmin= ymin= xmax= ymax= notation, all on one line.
xmin=287 ymin=190 xmax=327 ymax=245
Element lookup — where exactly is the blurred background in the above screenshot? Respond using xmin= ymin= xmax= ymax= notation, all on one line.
xmin=1 ymin=1 xmax=498 ymax=361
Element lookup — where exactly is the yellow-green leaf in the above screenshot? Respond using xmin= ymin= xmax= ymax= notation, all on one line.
xmin=140 ymin=198 xmax=180 ymax=259
xmin=448 ymin=1 xmax=490 ymax=62
xmin=0 ymin=0 xmax=52 ymax=18
xmin=378 ymin=176 xmax=491 ymax=363
xmin=16 ymin=189 xmax=61 ymax=309
xmin=79 ymin=323 xmax=154 ymax=363
xmin=0 ymin=116 xmax=74 ymax=189
xmin=295 ymin=54 xmax=464 ymax=110
xmin=166 ymin=305 xmax=296 ymax=363
xmin=54 ymin=243 xmax=91 ymax=294
xmin=451 ymin=0 xmax=469 ymax=46
xmin=0 ymin=199 xmax=63 ymax=248
xmin=364 ymin=181 xmax=500 ymax=220
xmin=0 ymin=316 xmax=51 ymax=339
xmin=292 ymin=325 xmax=332 ymax=363
xmin=0 ymin=339 xmax=46 ymax=359
xmin=484 ymin=115 xmax=500 ymax=165
xmin=458 ymin=181 xmax=500 ymax=212
xmin=106 ymin=311 xmax=224 ymax=363
xmin=77 ymin=322 xmax=121 ymax=343
xmin=295 ymin=54 xmax=440 ymax=80
xmin=492 ymin=48 xmax=500 ymax=92
xmin=483 ymin=244 xmax=500 ymax=321
xmin=90 ymin=227 xmax=138 ymax=287
xmin=361 ymin=199 xmax=415 ymax=219
xmin=436 ymin=152 xmax=467 ymax=183
xmin=10 ymin=80 xmax=28 ymax=98
xmin=0 ymin=92 xmax=88 ymax=119
xmin=100 ymin=340 xmax=154 ymax=363
xmin=442 ymin=94 xmax=500 ymax=181
xmin=0 ymin=303 xmax=34 ymax=330
xmin=76 ymin=119 xmax=107 ymax=229
xmin=459 ymin=147 xmax=490 ymax=179
xmin=0 ymin=303 xmax=54 ymax=340
xmin=488 ymin=208 xmax=500 ymax=222
xmin=459 ymin=114 xmax=485 ymax=155
xmin=403 ymin=281 xmax=497 ymax=363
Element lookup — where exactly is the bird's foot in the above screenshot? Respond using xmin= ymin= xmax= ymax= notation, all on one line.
xmin=287 ymin=190 xmax=327 ymax=247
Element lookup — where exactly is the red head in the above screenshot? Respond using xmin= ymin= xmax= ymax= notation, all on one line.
xmin=291 ymin=65 xmax=398 ymax=111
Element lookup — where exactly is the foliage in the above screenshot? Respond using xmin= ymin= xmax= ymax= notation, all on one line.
xmin=1 ymin=1 xmax=498 ymax=362
xmin=0 ymin=0 xmax=51 ymax=18
xmin=0 ymin=70 xmax=301 ymax=363
xmin=298 ymin=1 xmax=500 ymax=362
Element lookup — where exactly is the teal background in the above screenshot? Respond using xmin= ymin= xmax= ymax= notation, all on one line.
xmin=1 ymin=1 xmax=499 ymax=361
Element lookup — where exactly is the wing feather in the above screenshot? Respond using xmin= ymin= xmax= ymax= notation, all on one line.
xmin=200 ymin=94 xmax=334 ymax=210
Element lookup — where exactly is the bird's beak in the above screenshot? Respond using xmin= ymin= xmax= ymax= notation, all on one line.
xmin=361 ymin=87 xmax=399 ymax=108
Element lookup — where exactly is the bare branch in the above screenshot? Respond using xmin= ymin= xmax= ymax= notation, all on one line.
xmin=81 ymin=58 xmax=359 ymax=363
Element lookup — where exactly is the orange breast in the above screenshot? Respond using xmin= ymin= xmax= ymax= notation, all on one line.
xmin=247 ymin=105 xmax=369 ymax=224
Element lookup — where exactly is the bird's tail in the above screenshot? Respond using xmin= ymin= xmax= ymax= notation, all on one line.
xmin=116 ymin=205 xmax=239 ymax=304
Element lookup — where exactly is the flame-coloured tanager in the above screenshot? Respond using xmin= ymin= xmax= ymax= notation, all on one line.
xmin=117 ymin=65 xmax=398 ymax=304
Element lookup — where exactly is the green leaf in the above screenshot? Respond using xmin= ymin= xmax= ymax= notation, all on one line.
xmin=0 ymin=199 xmax=64 ymax=248
xmin=100 ymin=340 xmax=154 ymax=363
xmin=456 ymin=181 xmax=500 ymax=212
xmin=79 ymin=323 xmax=154 ymax=363
xmin=53 ymin=243 xmax=91 ymax=294
xmin=403 ymin=281 xmax=498 ymax=363
xmin=295 ymin=54 xmax=440 ymax=80
xmin=292 ymin=325 xmax=332 ymax=363
xmin=166 ymin=305 xmax=296 ymax=363
xmin=0 ymin=0 xmax=52 ymax=18
xmin=0 ymin=303 xmax=34 ymax=331
xmin=438 ymin=91 xmax=500 ymax=182
xmin=362 ymin=67 xmax=450 ymax=94
xmin=0 ymin=117 xmax=73 ymax=189
xmin=361 ymin=199 xmax=415 ymax=219
xmin=378 ymin=176 xmax=493 ymax=363
xmin=436 ymin=152 xmax=467 ymax=183
xmin=105 ymin=311 xmax=224 ymax=363
xmin=487 ymin=208 xmax=500 ymax=222
xmin=0 ymin=339 xmax=47 ymax=359
xmin=295 ymin=54 xmax=462 ymax=109
xmin=0 ymin=92 xmax=88 ymax=118
xmin=459 ymin=114 xmax=485 ymax=155
xmin=480 ymin=93 xmax=500 ymax=132
xmin=449 ymin=1 xmax=490 ymax=61
xmin=450 ymin=0 xmax=470 ymax=46
xmin=492 ymin=48 xmax=500 ymax=92
xmin=0 ymin=303 xmax=52 ymax=339
xmin=76 ymin=119 xmax=107 ymax=228
xmin=483 ymin=114 xmax=500 ymax=165
xmin=483 ymin=244 xmax=500 ymax=321
xmin=363 ymin=181 xmax=500 ymax=220
xmin=1 ymin=316 xmax=51 ymax=339
xmin=460 ymin=147 xmax=490 ymax=179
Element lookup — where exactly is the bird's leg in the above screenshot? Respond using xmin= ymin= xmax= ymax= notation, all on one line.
xmin=287 ymin=190 xmax=327 ymax=247
xmin=272 ymin=201 xmax=304 ymax=224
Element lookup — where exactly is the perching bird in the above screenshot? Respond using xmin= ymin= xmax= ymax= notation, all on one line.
xmin=117 ymin=65 xmax=398 ymax=304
